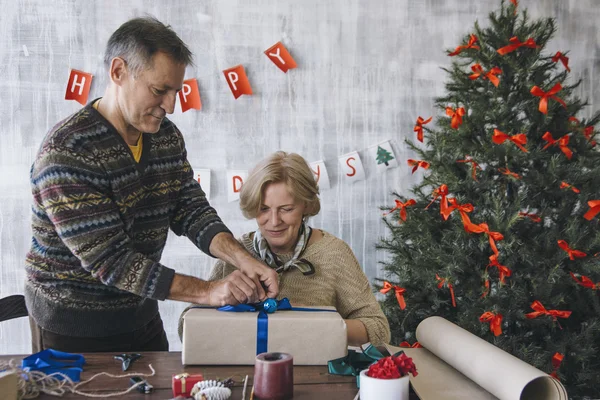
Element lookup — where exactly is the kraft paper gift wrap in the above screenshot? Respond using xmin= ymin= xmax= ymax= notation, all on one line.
xmin=182 ymin=305 xmax=347 ymax=365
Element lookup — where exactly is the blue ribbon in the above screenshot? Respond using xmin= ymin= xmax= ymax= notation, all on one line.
xmin=22 ymin=349 xmax=85 ymax=382
xmin=200 ymin=297 xmax=335 ymax=355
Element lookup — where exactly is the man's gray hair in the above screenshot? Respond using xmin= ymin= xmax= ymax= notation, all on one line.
xmin=104 ymin=16 xmax=193 ymax=76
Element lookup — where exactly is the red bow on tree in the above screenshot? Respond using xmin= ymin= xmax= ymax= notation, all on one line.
xmin=542 ymin=132 xmax=573 ymax=160
xmin=414 ymin=116 xmax=432 ymax=143
xmin=407 ymin=159 xmax=430 ymax=174
xmin=466 ymin=222 xmax=504 ymax=256
xmin=550 ymin=353 xmax=564 ymax=380
xmin=552 ymin=51 xmax=570 ymax=72
xmin=559 ymin=181 xmax=580 ymax=194
xmin=498 ymin=167 xmax=521 ymax=180
xmin=525 ymin=301 xmax=572 ymax=328
xmin=425 ymin=184 xmax=450 ymax=218
xmin=570 ymin=272 xmax=599 ymax=290
xmin=469 ymin=64 xmax=502 ymax=87
xmin=479 ymin=312 xmax=503 ymax=336
xmin=531 ymin=83 xmax=567 ymax=114
xmin=558 ymin=240 xmax=587 ymax=260
xmin=448 ymin=34 xmax=480 ymax=56
xmin=497 ymin=36 xmax=538 ymax=55
xmin=457 ymin=156 xmax=481 ymax=181
xmin=446 ymin=107 xmax=466 ymax=129
xmin=493 ymin=129 xmax=528 ymax=152
xmin=442 ymin=198 xmax=475 ymax=228
xmin=487 ymin=254 xmax=512 ymax=284
xmin=583 ymin=200 xmax=600 ymax=221
xmin=384 ymin=199 xmax=417 ymax=222
xmin=380 ymin=281 xmax=407 ymax=310
xmin=399 ymin=341 xmax=422 ymax=348
xmin=583 ymin=126 xmax=597 ymax=146
xmin=518 ymin=211 xmax=541 ymax=223
xmin=436 ymin=274 xmax=456 ymax=307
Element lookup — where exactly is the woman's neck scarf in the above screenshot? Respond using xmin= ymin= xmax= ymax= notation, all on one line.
xmin=252 ymin=221 xmax=315 ymax=275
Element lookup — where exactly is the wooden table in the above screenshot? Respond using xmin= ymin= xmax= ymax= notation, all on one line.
xmin=1 ymin=351 xmax=420 ymax=399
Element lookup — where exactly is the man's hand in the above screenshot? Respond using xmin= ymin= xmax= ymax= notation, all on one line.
xmin=209 ymin=232 xmax=280 ymax=300
xmin=236 ymin=257 xmax=279 ymax=300
xmin=207 ymin=270 xmax=263 ymax=306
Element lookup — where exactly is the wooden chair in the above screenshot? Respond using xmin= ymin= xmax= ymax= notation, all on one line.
xmin=0 ymin=295 xmax=28 ymax=322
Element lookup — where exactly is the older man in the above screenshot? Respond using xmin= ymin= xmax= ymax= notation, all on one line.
xmin=25 ymin=16 xmax=277 ymax=352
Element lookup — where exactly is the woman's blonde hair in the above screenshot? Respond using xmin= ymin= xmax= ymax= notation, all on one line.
xmin=240 ymin=151 xmax=321 ymax=219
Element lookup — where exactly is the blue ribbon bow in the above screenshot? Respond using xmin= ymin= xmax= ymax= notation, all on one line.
xmin=22 ymin=349 xmax=85 ymax=382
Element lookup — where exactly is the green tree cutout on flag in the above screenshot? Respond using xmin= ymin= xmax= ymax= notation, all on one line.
xmin=376 ymin=145 xmax=395 ymax=166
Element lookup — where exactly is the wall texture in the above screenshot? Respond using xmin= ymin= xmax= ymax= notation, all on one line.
xmin=1 ymin=0 xmax=598 ymax=354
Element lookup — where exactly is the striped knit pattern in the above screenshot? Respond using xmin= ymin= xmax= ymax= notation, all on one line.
xmin=180 ymin=230 xmax=391 ymax=346
xmin=25 ymin=102 xmax=230 ymax=337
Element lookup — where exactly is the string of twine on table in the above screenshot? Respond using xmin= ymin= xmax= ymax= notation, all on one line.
xmin=0 ymin=358 xmax=155 ymax=399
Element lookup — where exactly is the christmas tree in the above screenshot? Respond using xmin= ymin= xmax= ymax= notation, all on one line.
xmin=376 ymin=145 xmax=395 ymax=166
xmin=377 ymin=1 xmax=600 ymax=398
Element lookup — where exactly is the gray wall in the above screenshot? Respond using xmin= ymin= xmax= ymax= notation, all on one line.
xmin=1 ymin=0 xmax=598 ymax=354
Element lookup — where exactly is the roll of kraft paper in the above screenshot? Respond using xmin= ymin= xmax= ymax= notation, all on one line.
xmin=253 ymin=352 xmax=293 ymax=400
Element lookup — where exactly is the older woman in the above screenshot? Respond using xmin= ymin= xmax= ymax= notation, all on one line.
xmin=204 ymin=151 xmax=390 ymax=346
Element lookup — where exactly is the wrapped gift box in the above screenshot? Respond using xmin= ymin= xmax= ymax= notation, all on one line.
xmin=172 ymin=373 xmax=204 ymax=397
xmin=182 ymin=305 xmax=347 ymax=365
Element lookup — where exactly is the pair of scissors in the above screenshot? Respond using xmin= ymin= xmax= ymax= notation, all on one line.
xmin=22 ymin=349 xmax=85 ymax=382
xmin=114 ymin=353 xmax=141 ymax=371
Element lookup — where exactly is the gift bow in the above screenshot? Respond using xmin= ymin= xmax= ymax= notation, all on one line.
xmin=542 ymin=132 xmax=572 ymax=160
xmin=436 ymin=274 xmax=456 ymax=307
xmin=498 ymin=167 xmax=521 ymax=180
xmin=493 ymin=129 xmax=528 ymax=152
xmin=442 ymin=198 xmax=475 ymax=228
xmin=466 ymin=222 xmax=504 ymax=256
xmin=525 ymin=300 xmax=572 ymax=322
xmin=384 ymin=199 xmax=417 ymax=222
xmin=583 ymin=126 xmax=597 ymax=146
xmin=497 ymin=36 xmax=538 ymax=55
xmin=380 ymin=281 xmax=407 ymax=310
xmin=487 ymin=254 xmax=512 ymax=284
xmin=446 ymin=107 xmax=466 ymax=129
xmin=518 ymin=212 xmax=541 ymax=223
xmin=479 ymin=312 xmax=503 ymax=336
xmin=550 ymin=353 xmax=564 ymax=380
xmin=469 ymin=64 xmax=502 ymax=87
xmin=560 ymin=181 xmax=580 ymax=194
xmin=552 ymin=52 xmax=570 ymax=72
xmin=457 ymin=156 xmax=481 ymax=180
xmin=407 ymin=159 xmax=430 ymax=174
xmin=448 ymin=34 xmax=480 ymax=56
xmin=570 ymin=272 xmax=599 ymax=290
xmin=425 ymin=184 xmax=450 ymax=218
xmin=414 ymin=116 xmax=432 ymax=142
xmin=531 ymin=83 xmax=567 ymax=114
xmin=558 ymin=240 xmax=587 ymax=260
xmin=583 ymin=200 xmax=600 ymax=221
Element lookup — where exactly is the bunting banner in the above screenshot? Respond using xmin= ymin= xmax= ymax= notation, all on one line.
xmin=369 ymin=140 xmax=398 ymax=172
xmin=338 ymin=151 xmax=366 ymax=183
xmin=310 ymin=160 xmax=331 ymax=190
xmin=223 ymin=65 xmax=253 ymax=99
xmin=179 ymin=78 xmax=202 ymax=112
xmin=65 ymin=69 xmax=93 ymax=105
xmin=226 ymin=170 xmax=248 ymax=202
xmin=192 ymin=168 xmax=212 ymax=200
xmin=264 ymin=41 xmax=297 ymax=73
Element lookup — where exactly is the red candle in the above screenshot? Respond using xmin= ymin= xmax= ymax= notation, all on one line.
xmin=253 ymin=352 xmax=294 ymax=400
